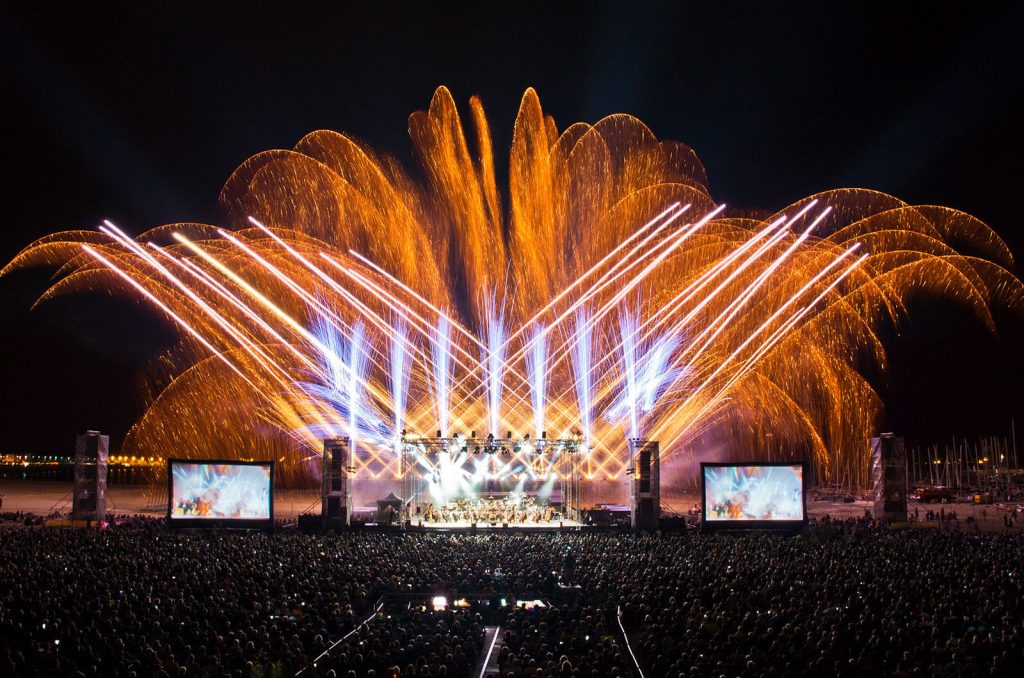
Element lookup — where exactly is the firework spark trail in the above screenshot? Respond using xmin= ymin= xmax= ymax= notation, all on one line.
xmin=303 ymin=317 xmax=366 ymax=440
xmin=726 ymin=249 xmax=867 ymax=383
xmin=346 ymin=321 xmax=368 ymax=443
xmin=96 ymin=225 xmax=315 ymax=408
xmin=247 ymin=217 xmax=433 ymax=370
xmin=330 ymin=257 xmax=584 ymax=429
xmin=214 ymin=228 xmax=413 ymax=450
xmin=431 ymin=314 xmax=453 ymax=437
xmin=176 ymin=250 xmax=323 ymax=372
xmin=617 ymin=309 xmax=641 ymax=440
xmin=170 ymin=233 xmax=398 ymax=454
xmin=503 ymin=202 xmax=687 ymax=342
xmin=581 ymin=215 xmax=852 ymax=464
xmin=98 ymin=223 xmax=292 ymax=386
xmin=326 ymin=258 xmax=532 ymax=431
xmin=680 ymin=208 xmax=833 ymax=366
xmin=248 ymin=222 xmax=432 ymax=390
xmin=676 ymin=261 xmax=868 ymax=444
xmin=173 ymin=234 xmax=340 ymax=355
xmin=345 ymin=201 xmax=687 ymax=350
xmin=538 ymin=206 xmax=727 ymax=386
xmin=606 ymin=306 xmax=686 ymax=442
xmin=482 ymin=292 xmax=507 ymax=437
xmin=172 ymin=254 xmax=296 ymax=357
xmin=215 ymin=229 xmax=385 ymax=369
xmin=326 ymin=260 xmax=477 ymax=375
xmin=172 ymin=234 xmax=374 ymax=393
xmin=342 ymin=202 xmax=691 ymax=417
xmin=543 ymin=214 xmax=793 ymax=412
xmin=218 ymin=223 xmax=569 ymax=448
xmin=577 ymin=209 xmax=829 ymax=448
xmin=660 ymin=218 xmax=798 ymax=340
xmin=166 ymin=245 xmax=362 ymax=443
xmin=513 ymin=205 xmax=722 ymax=376
xmin=733 ymin=255 xmax=870 ymax=385
xmin=389 ymin=319 xmax=411 ymax=440
xmin=528 ymin=220 xmax=720 ymax=436
xmin=81 ymin=245 xmax=255 ymax=388
xmin=524 ymin=323 xmax=547 ymax=439
xmin=660 ymin=252 xmax=870 ymax=452
xmin=146 ymin=245 xmax=301 ymax=388
xmin=323 ymin=257 xmax=579 ymax=432
xmin=644 ymin=201 xmax=819 ymax=336
xmin=570 ymin=309 xmax=594 ymax=443
xmin=637 ymin=334 xmax=684 ymax=414
xmin=500 ymin=203 xmax=694 ymax=356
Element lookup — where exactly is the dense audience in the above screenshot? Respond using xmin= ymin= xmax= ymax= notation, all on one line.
xmin=0 ymin=519 xmax=1021 ymax=677
xmin=0 ymin=510 xmax=52 ymax=525
xmin=498 ymin=603 xmax=627 ymax=677
xmin=317 ymin=608 xmax=484 ymax=677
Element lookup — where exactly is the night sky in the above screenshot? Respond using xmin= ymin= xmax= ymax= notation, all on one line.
xmin=1 ymin=1 xmax=1022 ymax=455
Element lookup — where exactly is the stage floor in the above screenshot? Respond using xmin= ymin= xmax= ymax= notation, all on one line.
xmin=410 ymin=517 xmax=583 ymax=529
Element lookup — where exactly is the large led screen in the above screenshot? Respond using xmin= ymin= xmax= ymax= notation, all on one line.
xmin=167 ymin=460 xmax=273 ymax=526
xmin=701 ymin=462 xmax=806 ymax=530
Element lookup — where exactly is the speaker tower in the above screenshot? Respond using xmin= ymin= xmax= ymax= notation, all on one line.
xmin=72 ymin=431 xmax=109 ymax=522
xmin=322 ymin=438 xmax=353 ymax=528
xmin=871 ymin=433 xmax=907 ymax=524
xmin=629 ymin=439 xmax=660 ymax=530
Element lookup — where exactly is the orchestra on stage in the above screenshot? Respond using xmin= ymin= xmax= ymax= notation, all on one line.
xmin=413 ymin=494 xmax=563 ymax=527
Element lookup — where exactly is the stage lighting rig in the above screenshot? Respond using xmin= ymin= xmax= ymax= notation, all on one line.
xmin=400 ymin=432 xmax=588 ymax=456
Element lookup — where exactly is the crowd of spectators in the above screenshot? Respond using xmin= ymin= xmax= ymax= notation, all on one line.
xmin=497 ymin=603 xmax=627 ymax=677
xmin=621 ymin=528 xmax=1022 ymax=676
xmin=1 ymin=510 xmax=53 ymax=526
xmin=0 ymin=518 xmax=1021 ymax=677
xmin=316 ymin=607 xmax=484 ymax=678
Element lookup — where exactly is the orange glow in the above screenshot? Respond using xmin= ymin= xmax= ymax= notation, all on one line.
xmin=2 ymin=87 xmax=1020 ymax=491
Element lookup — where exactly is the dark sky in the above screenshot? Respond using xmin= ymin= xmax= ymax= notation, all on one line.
xmin=1 ymin=1 xmax=1023 ymax=455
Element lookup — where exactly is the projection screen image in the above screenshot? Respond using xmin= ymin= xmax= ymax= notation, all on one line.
xmin=703 ymin=464 xmax=804 ymax=521
xmin=169 ymin=461 xmax=272 ymax=520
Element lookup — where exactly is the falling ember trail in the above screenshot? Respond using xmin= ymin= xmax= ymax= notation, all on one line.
xmin=525 ymin=323 xmax=547 ymax=440
xmin=431 ymin=314 xmax=453 ymax=439
xmin=482 ymin=292 xmax=507 ymax=438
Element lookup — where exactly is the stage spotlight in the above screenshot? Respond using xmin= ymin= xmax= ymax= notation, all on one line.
xmin=471 ymin=430 xmax=477 ymax=439
xmin=436 ymin=430 xmax=442 ymax=438
xmin=542 ymin=431 xmax=547 ymax=439
xmin=506 ymin=431 xmax=512 ymax=439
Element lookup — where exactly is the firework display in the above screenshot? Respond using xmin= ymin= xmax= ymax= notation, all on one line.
xmin=702 ymin=463 xmax=805 ymax=523
xmin=168 ymin=460 xmax=273 ymax=522
xmin=3 ymin=87 xmax=1021 ymax=497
